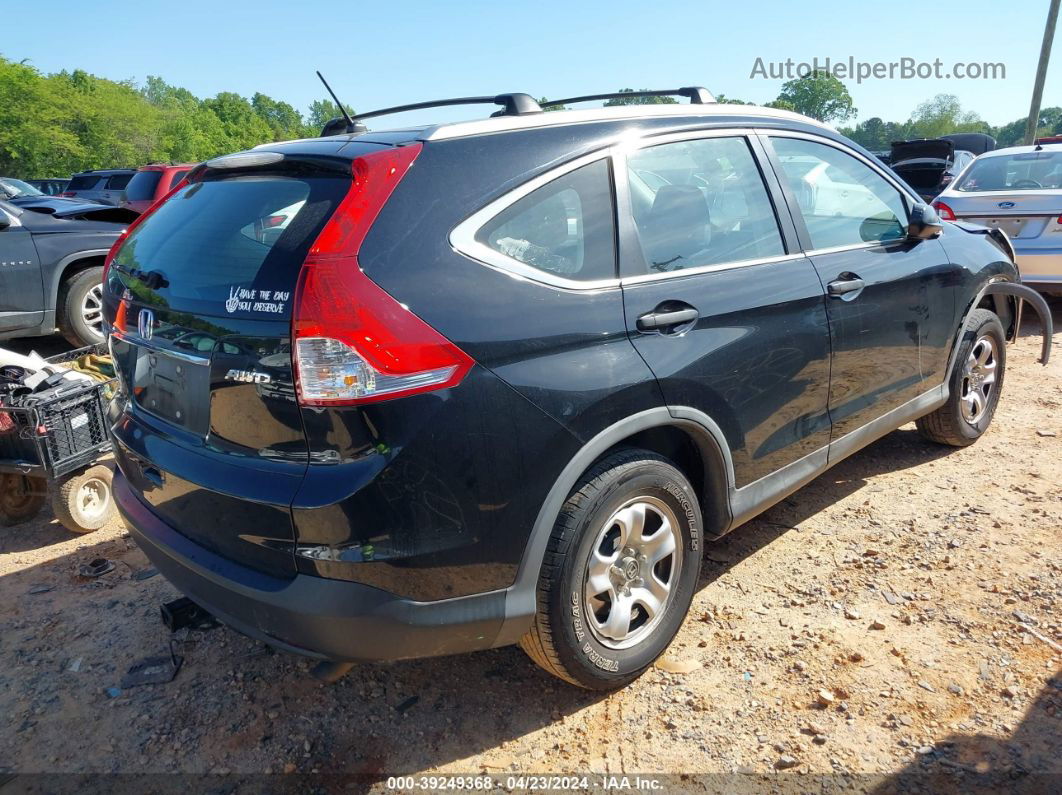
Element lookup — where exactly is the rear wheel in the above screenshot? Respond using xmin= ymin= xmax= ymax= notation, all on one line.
xmin=52 ymin=465 xmax=114 ymax=533
xmin=917 ymin=308 xmax=1006 ymax=446
xmin=0 ymin=474 xmax=47 ymax=526
xmin=520 ymin=449 xmax=701 ymax=689
xmin=57 ymin=266 xmax=105 ymax=347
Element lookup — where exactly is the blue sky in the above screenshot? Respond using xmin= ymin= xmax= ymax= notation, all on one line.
xmin=6 ymin=0 xmax=1059 ymax=128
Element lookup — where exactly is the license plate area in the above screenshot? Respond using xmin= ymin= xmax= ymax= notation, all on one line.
xmin=130 ymin=346 xmax=211 ymax=435
xmin=964 ymin=216 xmax=1044 ymax=239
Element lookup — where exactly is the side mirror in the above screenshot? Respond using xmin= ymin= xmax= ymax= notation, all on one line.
xmin=0 ymin=214 xmax=10 ymax=231
xmin=908 ymin=202 xmax=943 ymax=240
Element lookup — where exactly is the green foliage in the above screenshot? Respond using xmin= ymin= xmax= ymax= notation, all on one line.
xmin=715 ymin=94 xmax=748 ymax=105
xmin=905 ymin=94 xmax=991 ymax=139
xmin=538 ymin=96 xmax=567 ymax=112
xmin=775 ymin=72 xmax=855 ymax=123
xmin=0 ymin=55 xmax=343 ymax=177
xmin=603 ymin=89 xmax=678 ymax=106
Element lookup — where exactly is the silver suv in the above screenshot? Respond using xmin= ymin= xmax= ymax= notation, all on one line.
xmin=60 ymin=169 xmax=136 ymax=206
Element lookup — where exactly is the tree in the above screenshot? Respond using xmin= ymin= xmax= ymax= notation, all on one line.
xmin=306 ymin=98 xmax=345 ymax=131
xmin=538 ymin=96 xmax=567 ymax=112
xmin=906 ymin=94 xmax=991 ymax=139
xmin=714 ymin=94 xmax=748 ymax=105
xmin=774 ymin=72 xmax=855 ymax=123
xmin=603 ymin=88 xmax=677 ymax=106
xmin=838 ymin=117 xmax=913 ymax=151
xmin=994 ymin=106 xmax=1062 ymax=146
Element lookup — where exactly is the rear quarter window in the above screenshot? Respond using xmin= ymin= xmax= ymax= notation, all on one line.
xmin=67 ymin=175 xmax=101 ymax=191
xmin=473 ymin=159 xmax=616 ymax=283
xmin=106 ymin=174 xmax=133 ymax=190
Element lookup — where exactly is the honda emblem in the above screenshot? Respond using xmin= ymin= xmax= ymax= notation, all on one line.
xmin=138 ymin=308 xmax=154 ymax=341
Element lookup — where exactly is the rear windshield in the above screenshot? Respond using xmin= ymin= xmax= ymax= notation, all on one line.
xmin=956 ymin=150 xmax=1062 ymax=191
xmin=106 ymin=174 xmax=133 ymax=190
xmin=112 ymin=175 xmax=349 ymax=317
xmin=125 ymin=171 xmax=163 ymax=201
xmin=68 ymin=175 xmax=101 ymax=191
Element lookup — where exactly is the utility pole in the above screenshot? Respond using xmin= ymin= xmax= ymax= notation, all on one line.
xmin=1025 ymin=0 xmax=1061 ymax=145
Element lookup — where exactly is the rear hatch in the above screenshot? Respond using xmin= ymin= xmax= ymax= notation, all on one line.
xmin=891 ymin=139 xmax=954 ymax=164
xmin=105 ymin=146 xmax=384 ymax=576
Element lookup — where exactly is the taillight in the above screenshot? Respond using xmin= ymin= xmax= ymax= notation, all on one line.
xmin=59 ymin=191 xmax=74 ymax=197
xmin=292 ymin=144 xmax=474 ymax=406
xmin=933 ymin=200 xmax=956 ymax=221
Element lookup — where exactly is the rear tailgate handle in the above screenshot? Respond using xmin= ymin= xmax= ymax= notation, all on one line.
xmin=637 ymin=307 xmax=699 ymax=332
xmin=141 ymin=466 xmax=164 ymax=490
xmin=827 ymin=275 xmax=866 ymax=298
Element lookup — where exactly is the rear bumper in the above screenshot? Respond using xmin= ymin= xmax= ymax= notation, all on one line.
xmin=114 ymin=470 xmax=508 ymax=662
xmin=1014 ymin=249 xmax=1062 ymax=287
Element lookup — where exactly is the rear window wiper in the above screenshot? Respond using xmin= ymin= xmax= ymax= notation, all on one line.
xmin=114 ymin=263 xmax=169 ymax=290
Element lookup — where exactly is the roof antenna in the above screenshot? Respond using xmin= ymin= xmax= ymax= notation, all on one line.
xmin=316 ymin=70 xmax=366 ymax=136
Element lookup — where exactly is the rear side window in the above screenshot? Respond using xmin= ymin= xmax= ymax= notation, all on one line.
xmin=111 ymin=175 xmax=349 ymax=316
xmin=626 ymin=137 xmax=785 ymax=273
xmin=106 ymin=174 xmax=132 ymax=190
xmin=476 ymin=159 xmax=616 ymax=282
xmin=169 ymin=170 xmax=190 ymax=187
xmin=124 ymin=171 xmax=163 ymax=201
xmin=67 ymin=175 xmax=101 ymax=191
xmin=770 ymin=137 xmax=908 ymax=248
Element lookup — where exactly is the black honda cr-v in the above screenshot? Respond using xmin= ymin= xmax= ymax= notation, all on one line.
xmin=101 ymin=89 xmax=1050 ymax=690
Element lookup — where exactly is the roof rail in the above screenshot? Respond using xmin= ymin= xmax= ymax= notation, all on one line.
xmin=540 ymin=87 xmax=715 ymax=108
xmin=351 ymin=93 xmax=542 ymax=122
xmin=320 ymin=93 xmax=541 ymax=137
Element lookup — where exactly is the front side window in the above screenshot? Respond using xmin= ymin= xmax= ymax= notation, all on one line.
xmin=626 ymin=137 xmax=785 ymax=274
xmin=771 ymin=137 xmax=909 ymax=248
xmin=476 ymin=159 xmax=616 ymax=282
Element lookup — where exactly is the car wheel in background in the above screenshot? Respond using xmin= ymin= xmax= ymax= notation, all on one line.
xmin=57 ymin=266 xmax=105 ymax=347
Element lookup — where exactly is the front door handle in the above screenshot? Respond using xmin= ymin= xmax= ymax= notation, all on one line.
xmin=827 ymin=275 xmax=865 ymax=298
xmin=636 ymin=306 xmax=699 ymax=331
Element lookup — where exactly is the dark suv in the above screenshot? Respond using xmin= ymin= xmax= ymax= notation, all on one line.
xmin=102 ymin=90 xmax=1050 ymax=690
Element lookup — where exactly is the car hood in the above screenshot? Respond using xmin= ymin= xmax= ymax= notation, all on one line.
xmin=16 ymin=197 xmax=138 ymax=223
xmin=891 ymin=139 xmax=954 ymax=164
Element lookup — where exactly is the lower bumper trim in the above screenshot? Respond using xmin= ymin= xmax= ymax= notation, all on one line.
xmin=114 ymin=470 xmax=508 ymax=662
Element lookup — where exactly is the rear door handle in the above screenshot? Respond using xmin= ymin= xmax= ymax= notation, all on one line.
xmin=636 ymin=306 xmax=699 ymax=331
xmin=827 ymin=276 xmax=865 ymax=298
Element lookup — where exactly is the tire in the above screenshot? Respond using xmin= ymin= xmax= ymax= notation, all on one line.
xmin=0 ymin=474 xmax=48 ymax=526
xmin=57 ymin=266 xmax=105 ymax=347
xmin=520 ymin=449 xmax=702 ymax=689
xmin=51 ymin=464 xmax=113 ymax=533
xmin=917 ymin=308 xmax=1006 ymax=447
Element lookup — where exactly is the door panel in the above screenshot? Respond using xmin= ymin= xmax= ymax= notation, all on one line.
xmin=617 ymin=134 xmax=832 ymax=488
xmin=0 ymin=221 xmax=44 ymax=333
xmin=765 ymin=133 xmax=956 ymax=442
xmin=808 ymin=242 xmax=950 ymax=438
xmin=623 ymin=263 xmax=832 ymax=486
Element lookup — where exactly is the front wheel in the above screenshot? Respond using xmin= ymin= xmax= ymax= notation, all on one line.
xmin=520 ymin=449 xmax=701 ymax=689
xmin=917 ymin=308 xmax=1006 ymax=447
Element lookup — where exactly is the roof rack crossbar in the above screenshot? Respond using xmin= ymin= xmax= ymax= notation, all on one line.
xmin=540 ymin=87 xmax=715 ymax=107
xmin=352 ymin=93 xmax=541 ymax=122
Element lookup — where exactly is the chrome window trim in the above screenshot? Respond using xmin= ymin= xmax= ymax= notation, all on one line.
xmin=449 ymin=149 xmax=621 ymax=292
xmin=621 ymin=253 xmax=805 ymax=285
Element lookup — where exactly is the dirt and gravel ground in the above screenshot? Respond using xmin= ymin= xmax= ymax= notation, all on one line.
xmin=1 ymin=308 xmax=1059 ymax=792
